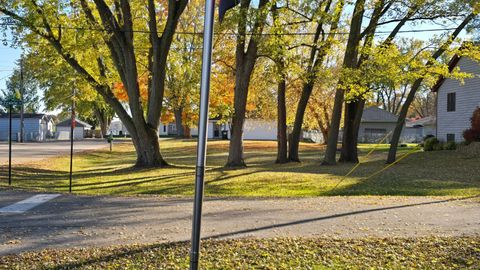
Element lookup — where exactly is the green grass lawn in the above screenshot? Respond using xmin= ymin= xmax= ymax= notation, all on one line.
xmin=1 ymin=237 xmax=478 ymax=269
xmin=1 ymin=139 xmax=479 ymax=197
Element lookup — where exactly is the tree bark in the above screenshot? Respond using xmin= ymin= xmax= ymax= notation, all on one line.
xmin=130 ymin=124 xmax=167 ymax=167
xmin=339 ymin=99 xmax=365 ymax=162
xmin=289 ymin=82 xmax=314 ymax=161
xmin=276 ymin=77 xmax=288 ymax=163
xmin=174 ymin=108 xmax=185 ymax=138
xmin=226 ymin=0 xmax=269 ymax=168
xmin=323 ymin=0 xmax=365 ymax=165
xmin=227 ymin=69 xmax=251 ymax=167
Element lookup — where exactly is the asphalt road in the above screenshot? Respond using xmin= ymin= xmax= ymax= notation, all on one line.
xmin=0 ymin=189 xmax=479 ymax=255
xmin=0 ymin=140 xmax=109 ymax=164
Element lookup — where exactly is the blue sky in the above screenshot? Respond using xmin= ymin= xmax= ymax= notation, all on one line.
xmin=0 ymin=43 xmax=20 ymax=91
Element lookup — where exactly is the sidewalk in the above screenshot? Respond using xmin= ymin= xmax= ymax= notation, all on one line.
xmin=1 ymin=189 xmax=479 ymax=255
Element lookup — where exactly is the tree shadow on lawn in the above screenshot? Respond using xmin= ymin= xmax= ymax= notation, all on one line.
xmin=2 ymin=143 xmax=478 ymax=196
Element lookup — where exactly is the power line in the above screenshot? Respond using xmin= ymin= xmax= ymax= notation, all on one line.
xmin=0 ymin=22 xmax=461 ymax=36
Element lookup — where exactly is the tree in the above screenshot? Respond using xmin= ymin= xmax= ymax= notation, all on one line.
xmin=324 ymin=0 xmax=477 ymax=164
xmin=323 ymin=0 xmax=367 ymax=165
xmin=463 ymin=107 xmax=480 ymax=143
xmin=0 ymin=58 xmax=40 ymax=114
xmin=387 ymin=11 xmax=479 ymax=163
xmin=0 ymin=0 xmax=188 ymax=167
xmin=164 ymin=0 xmax=203 ymax=138
xmin=287 ymin=0 xmax=345 ymax=162
xmin=225 ymin=0 xmax=270 ymax=168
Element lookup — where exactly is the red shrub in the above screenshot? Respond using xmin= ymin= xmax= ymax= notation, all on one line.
xmin=463 ymin=107 xmax=480 ymax=143
xmin=463 ymin=128 xmax=478 ymax=143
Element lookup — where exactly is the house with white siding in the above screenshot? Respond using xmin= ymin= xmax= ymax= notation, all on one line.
xmin=56 ymin=119 xmax=92 ymax=140
xmin=190 ymin=118 xmax=277 ymax=140
xmin=0 ymin=113 xmax=55 ymax=142
xmin=432 ymin=56 xmax=480 ymax=142
xmin=108 ymin=118 xmax=170 ymax=137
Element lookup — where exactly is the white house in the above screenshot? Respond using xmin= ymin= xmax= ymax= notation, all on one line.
xmin=108 ymin=118 xmax=170 ymax=137
xmin=56 ymin=119 xmax=92 ymax=140
xmin=190 ymin=118 xmax=277 ymax=140
xmin=0 ymin=113 xmax=55 ymax=142
xmin=432 ymin=56 xmax=480 ymax=142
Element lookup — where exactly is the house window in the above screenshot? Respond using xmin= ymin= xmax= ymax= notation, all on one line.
xmin=447 ymin=92 xmax=456 ymax=112
xmin=447 ymin=134 xmax=455 ymax=142
xmin=365 ymin=128 xmax=387 ymax=135
xmin=163 ymin=125 xmax=166 ymax=132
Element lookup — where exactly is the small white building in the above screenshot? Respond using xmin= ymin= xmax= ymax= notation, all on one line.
xmin=56 ymin=119 xmax=92 ymax=140
xmin=0 ymin=113 xmax=55 ymax=142
xmin=432 ymin=56 xmax=480 ymax=142
xmin=405 ymin=116 xmax=436 ymax=141
xmin=190 ymin=118 xmax=277 ymax=140
xmin=108 ymin=119 xmax=129 ymax=136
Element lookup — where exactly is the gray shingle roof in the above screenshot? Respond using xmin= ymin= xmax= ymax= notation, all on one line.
xmin=0 ymin=113 xmax=48 ymax=119
xmin=57 ymin=119 xmax=92 ymax=128
xmin=361 ymin=107 xmax=398 ymax=123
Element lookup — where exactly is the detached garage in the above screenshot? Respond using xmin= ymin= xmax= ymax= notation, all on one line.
xmin=56 ymin=119 xmax=92 ymax=140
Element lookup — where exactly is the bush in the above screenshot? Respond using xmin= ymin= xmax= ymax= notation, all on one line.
xmin=424 ymin=137 xmax=439 ymax=151
xmin=433 ymin=143 xmax=444 ymax=151
xmin=444 ymin=141 xmax=457 ymax=150
xmin=463 ymin=107 xmax=480 ymax=143
xmin=463 ymin=129 xmax=478 ymax=144
xmin=423 ymin=134 xmax=435 ymax=141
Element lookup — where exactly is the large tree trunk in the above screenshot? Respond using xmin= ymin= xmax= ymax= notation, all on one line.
xmin=93 ymin=105 xmax=109 ymax=138
xmin=226 ymin=0 xmax=269 ymax=168
xmin=276 ymin=77 xmax=288 ymax=163
xmin=184 ymin=126 xmax=191 ymax=139
xmin=227 ymin=72 xmax=250 ymax=168
xmin=174 ymin=108 xmax=185 ymax=138
xmin=322 ymin=0 xmax=365 ymax=165
xmin=322 ymin=88 xmax=343 ymax=164
xmin=339 ymin=99 xmax=365 ymax=162
xmin=289 ymin=82 xmax=314 ymax=161
xmin=130 ymin=125 xmax=167 ymax=167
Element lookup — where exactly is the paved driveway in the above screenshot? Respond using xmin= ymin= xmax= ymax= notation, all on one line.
xmin=0 ymin=140 xmax=109 ymax=164
xmin=0 ymin=189 xmax=479 ymax=255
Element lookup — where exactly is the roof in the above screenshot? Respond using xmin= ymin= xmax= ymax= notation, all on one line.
xmin=361 ymin=107 xmax=398 ymax=123
xmin=431 ymin=55 xmax=461 ymax=93
xmin=0 ymin=113 xmax=49 ymax=119
xmin=57 ymin=119 xmax=92 ymax=128
xmin=405 ymin=116 xmax=436 ymax=127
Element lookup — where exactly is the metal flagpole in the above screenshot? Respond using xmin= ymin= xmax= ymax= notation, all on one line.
xmin=69 ymin=88 xmax=76 ymax=193
xmin=8 ymin=104 xmax=12 ymax=186
xmin=190 ymin=0 xmax=215 ymax=268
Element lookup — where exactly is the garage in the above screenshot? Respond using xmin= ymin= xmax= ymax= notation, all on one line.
xmin=55 ymin=119 xmax=92 ymax=140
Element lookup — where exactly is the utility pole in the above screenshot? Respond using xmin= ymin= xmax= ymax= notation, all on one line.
xmin=19 ymin=56 xmax=24 ymax=143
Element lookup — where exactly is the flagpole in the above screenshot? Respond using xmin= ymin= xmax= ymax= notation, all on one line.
xmin=190 ymin=0 xmax=215 ymax=268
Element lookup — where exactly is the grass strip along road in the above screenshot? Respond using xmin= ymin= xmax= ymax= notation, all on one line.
xmin=1 ymin=140 xmax=478 ymax=197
